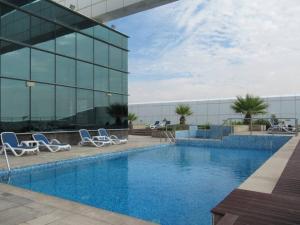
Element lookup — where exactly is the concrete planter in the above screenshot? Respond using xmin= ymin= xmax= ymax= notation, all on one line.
xmin=251 ymin=125 xmax=267 ymax=131
xmin=233 ymin=125 xmax=249 ymax=133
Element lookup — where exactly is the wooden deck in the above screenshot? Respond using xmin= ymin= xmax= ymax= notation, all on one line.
xmin=212 ymin=140 xmax=300 ymax=225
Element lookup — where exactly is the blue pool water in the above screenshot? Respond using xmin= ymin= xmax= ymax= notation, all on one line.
xmin=1 ymin=145 xmax=276 ymax=225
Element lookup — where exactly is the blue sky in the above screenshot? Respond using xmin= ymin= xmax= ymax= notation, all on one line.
xmin=108 ymin=0 xmax=300 ymax=103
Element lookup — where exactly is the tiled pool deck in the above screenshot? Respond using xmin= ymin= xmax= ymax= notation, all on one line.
xmin=0 ymin=135 xmax=162 ymax=225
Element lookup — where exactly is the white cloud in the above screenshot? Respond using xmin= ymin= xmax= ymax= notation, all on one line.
xmin=128 ymin=0 xmax=300 ymax=103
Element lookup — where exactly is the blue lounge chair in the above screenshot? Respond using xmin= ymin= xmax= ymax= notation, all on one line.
xmin=79 ymin=129 xmax=110 ymax=147
xmin=32 ymin=133 xmax=71 ymax=152
xmin=98 ymin=128 xmax=127 ymax=145
xmin=1 ymin=132 xmax=39 ymax=157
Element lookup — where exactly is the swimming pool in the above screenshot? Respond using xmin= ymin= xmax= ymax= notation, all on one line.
xmin=1 ymin=145 xmax=276 ymax=225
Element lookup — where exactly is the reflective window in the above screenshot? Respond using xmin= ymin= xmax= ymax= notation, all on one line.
xmin=31 ymin=15 xmax=55 ymax=52
xmin=22 ymin=0 xmax=55 ymax=20
xmin=122 ymin=37 xmax=128 ymax=50
xmin=56 ymin=86 xmax=76 ymax=121
xmin=0 ymin=0 xmax=128 ymax=132
xmin=108 ymin=94 xmax=127 ymax=127
xmin=94 ymin=66 xmax=108 ymax=91
xmin=56 ymin=31 xmax=76 ymax=57
xmin=81 ymin=27 xmax=94 ymax=36
xmin=123 ymin=95 xmax=128 ymax=105
xmin=109 ymin=46 xmax=122 ymax=70
xmin=1 ymin=79 xmax=29 ymax=122
xmin=110 ymin=94 xmax=124 ymax=105
xmin=77 ymin=89 xmax=94 ymax=124
xmin=109 ymin=70 xmax=122 ymax=93
xmin=0 ymin=42 xmax=30 ymax=80
xmin=122 ymin=51 xmax=128 ymax=72
xmin=1 ymin=7 xmax=30 ymax=44
xmin=31 ymin=49 xmax=55 ymax=83
xmin=77 ymin=61 xmax=93 ymax=89
xmin=94 ymin=26 xmax=109 ymax=42
xmin=122 ymin=73 xmax=128 ymax=95
xmin=94 ymin=40 xmax=108 ymax=66
xmin=77 ymin=33 xmax=93 ymax=62
xmin=109 ymin=32 xmax=123 ymax=48
xmin=56 ymin=56 xmax=76 ymax=86
xmin=31 ymin=83 xmax=55 ymax=121
xmin=94 ymin=91 xmax=109 ymax=126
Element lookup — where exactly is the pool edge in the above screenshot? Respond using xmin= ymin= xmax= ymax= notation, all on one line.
xmin=237 ymin=135 xmax=300 ymax=194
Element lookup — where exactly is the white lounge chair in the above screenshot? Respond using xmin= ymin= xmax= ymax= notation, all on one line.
xmin=97 ymin=128 xmax=127 ymax=145
xmin=267 ymin=121 xmax=296 ymax=134
xmin=1 ymin=132 xmax=39 ymax=157
xmin=150 ymin=121 xmax=160 ymax=129
xmin=79 ymin=129 xmax=110 ymax=147
xmin=32 ymin=133 xmax=71 ymax=152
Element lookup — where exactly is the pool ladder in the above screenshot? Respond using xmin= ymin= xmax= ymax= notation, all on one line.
xmin=1 ymin=146 xmax=11 ymax=172
xmin=164 ymin=131 xmax=176 ymax=143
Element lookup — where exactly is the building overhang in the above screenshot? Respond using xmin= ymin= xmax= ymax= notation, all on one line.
xmin=53 ymin=0 xmax=178 ymax=22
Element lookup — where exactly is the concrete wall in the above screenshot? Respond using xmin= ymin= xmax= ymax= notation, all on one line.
xmin=53 ymin=0 xmax=178 ymax=22
xmin=129 ymin=95 xmax=300 ymax=126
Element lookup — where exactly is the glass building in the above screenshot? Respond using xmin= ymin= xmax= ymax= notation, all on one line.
xmin=0 ymin=0 xmax=128 ymax=132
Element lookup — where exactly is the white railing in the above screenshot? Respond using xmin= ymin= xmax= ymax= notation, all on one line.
xmin=164 ymin=131 xmax=176 ymax=143
xmin=2 ymin=147 xmax=11 ymax=172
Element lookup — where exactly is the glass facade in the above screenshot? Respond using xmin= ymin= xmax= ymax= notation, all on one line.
xmin=0 ymin=0 xmax=128 ymax=132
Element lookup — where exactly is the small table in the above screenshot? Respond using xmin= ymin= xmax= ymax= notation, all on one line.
xmin=21 ymin=140 xmax=39 ymax=148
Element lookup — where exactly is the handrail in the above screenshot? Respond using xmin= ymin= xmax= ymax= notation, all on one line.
xmin=223 ymin=117 xmax=299 ymax=136
xmin=2 ymin=146 xmax=11 ymax=172
xmin=164 ymin=131 xmax=175 ymax=143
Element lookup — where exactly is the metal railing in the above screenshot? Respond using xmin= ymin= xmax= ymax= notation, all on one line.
xmin=168 ymin=117 xmax=299 ymax=141
xmin=223 ymin=117 xmax=298 ymax=136
xmin=2 ymin=147 xmax=11 ymax=172
xmin=164 ymin=130 xmax=176 ymax=143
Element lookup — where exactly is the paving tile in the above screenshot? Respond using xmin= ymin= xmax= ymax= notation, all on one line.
xmin=1 ymin=194 xmax=33 ymax=205
xmin=25 ymin=210 xmax=72 ymax=225
xmin=24 ymin=202 xmax=56 ymax=216
xmin=49 ymin=214 xmax=111 ymax=225
xmin=0 ymin=206 xmax=38 ymax=225
xmin=0 ymin=199 xmax=18 ymax=211
xmin=93 ymin=212 xmax=157 ymax=225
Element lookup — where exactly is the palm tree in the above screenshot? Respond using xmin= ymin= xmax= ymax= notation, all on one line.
xmin=231 ymin=94 xmax=268 ymax=124
xmin=175 ymin=104 xmax=193 ymax=125
xmin=128 ymin=113 xmax=138 ymax=129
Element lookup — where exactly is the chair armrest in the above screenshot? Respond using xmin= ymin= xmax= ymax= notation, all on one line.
xmin=110 ymin=135 xmax=119 ymax=140
xmin=50 ymin=139 xmax=61 ymax=144
xmin=93 ymin=136 xmax=109 ymax=141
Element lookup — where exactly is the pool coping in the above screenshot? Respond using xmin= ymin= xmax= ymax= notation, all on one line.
xmin=0 ymin=144 xmax=170 ymax=177
xmin=211 ymin=135 xmax=300 ymax=225
xmin=238 ymin=135 xmax=300 ymax=193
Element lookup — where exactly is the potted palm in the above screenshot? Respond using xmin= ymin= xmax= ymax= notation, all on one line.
xmin=128 ymin=113 xmax=138 ymax=130
xmin=175 ymin=104 xmax=193 ymax=126
xmin=231 ymin=94 xmax=268 ymax=132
